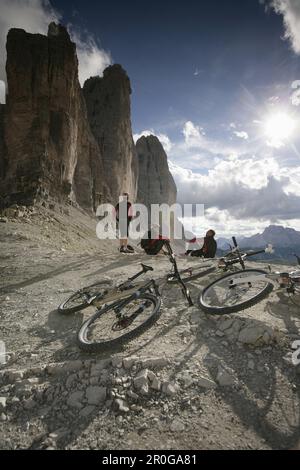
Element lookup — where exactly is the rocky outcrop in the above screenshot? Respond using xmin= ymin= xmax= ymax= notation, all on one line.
xmin=83 ymin=65 xmax=138 ymax=204
xmin=1 ymin=23 xmax=108 ymax=210
xmin=0 ymin=104 xmax=6 ymax=181
xmin=136 ymin=135 xmax=177 ymax=208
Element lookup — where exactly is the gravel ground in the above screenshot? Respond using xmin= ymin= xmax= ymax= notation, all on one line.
xmin=0 ymin=205 xmax=300 ymax=450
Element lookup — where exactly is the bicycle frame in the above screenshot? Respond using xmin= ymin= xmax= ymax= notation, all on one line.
xmin=92 ymin=241 xmax=193 ymax=309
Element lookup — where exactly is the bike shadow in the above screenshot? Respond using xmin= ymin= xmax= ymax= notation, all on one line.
xmin=27 ymin=308 xmax=86 ymax=362
xmin=171 ymin=309 xmax=300 ymax=450
xmin=265 ymin=290 xmax=300 ymax=337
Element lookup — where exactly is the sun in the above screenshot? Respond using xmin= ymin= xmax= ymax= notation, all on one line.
xmin=264 ymin=112 xmax=295 ymax=143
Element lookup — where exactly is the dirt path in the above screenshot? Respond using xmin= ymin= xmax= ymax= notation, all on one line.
xmin=0 ymin=210 xmax=300 ymax=450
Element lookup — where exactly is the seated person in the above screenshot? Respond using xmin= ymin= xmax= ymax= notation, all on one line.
xmin=187 ymin=230 xmax=217 ymax=259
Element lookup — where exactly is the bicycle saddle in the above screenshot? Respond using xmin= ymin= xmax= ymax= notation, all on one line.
xmin=141 ymin=263 xmax=154 ymax=272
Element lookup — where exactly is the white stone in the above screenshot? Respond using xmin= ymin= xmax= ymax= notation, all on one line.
xmin=123 ymin=357 xmax=136 ymax=370
xmin=170 ymin=419 xmax=185 ymax=432
xmin=24 ymin=398 xmax=36 ymax=410
xmin=7 ymin=370 xmax=24 ymax=382
xmin=162 ymin=382 xmax=178 ymax=397
xmin=190 ymin=312 xmax=202 ymax=324
xmin=115 ymin=399 xmax=130 ymax=413
xmin=218 ymin=318 xmax=235 ymax=331
xmin=86 ymin=386 xmax=106 ymax=406
xmin=112 ymin=357 xmax=123 ymax=368
xmin=197 ymin=376 xmax=217 ymax=389
xmin=216 ymin=368 xmax=236 ymax=387
xmin=140 ymin=357 xmax=169 ymax=369
xmin=79 ymin=406 xmax=95 ymax=418
xmin=67 ymin=391 xmax=84 ymax=409
xmin=127 ymin=390 xmax=139 ymax=400
xmin=150 ymin=376 xmax=161 ymax=391
xmin=0 ymin=397 xmax=7 ymax=410
xmin=133 ymin=369 xmax=149 ymax=389
xmin=238 ymin=325 xmax=274 ymax=346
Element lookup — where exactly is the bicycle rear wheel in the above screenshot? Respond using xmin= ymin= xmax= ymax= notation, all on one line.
xmin=58 ymin=280 xmax=112 ymax=314
xmin=77 ymin=293 xmax=161 ymax=352
xmin=199 ymin=269 xmax=273 ymax=315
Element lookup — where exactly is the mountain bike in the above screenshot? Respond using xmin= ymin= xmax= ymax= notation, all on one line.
xmin=199 ymin=238 xmax=300 ymax=315
xmin=58 ymin=238 xmax=272 ymax=314
xmin=76 ymin=240 xmax=198 ymax=352
xmin=76 ymin=238 xmax=276 ymax=351
xmin=58 ymin=246 xmax=217 ymax=315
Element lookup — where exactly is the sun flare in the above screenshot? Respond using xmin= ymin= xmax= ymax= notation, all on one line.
xmin=264 ymin=112 xmax=295 ymax=143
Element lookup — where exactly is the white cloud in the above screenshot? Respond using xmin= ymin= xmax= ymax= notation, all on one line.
xmin=233 ymin=131 xmax=249 ymax=140
xmin=0 ymin=0 xmax=111 ymax=87
xmin=66 ymin=26 xmax=112 ymax=86
xmin=169 ymin=155 xmax=300 ymax=226
xmin=135 ymin=118 xmax=300 ymax=236
xmin=183 ymin=121 xmax=206 ymax=147
xmin=269 ymin=0 xmax=300 ymax=54
xmin=168 ymin=120 xmax=249 ymax=171
xmin=133 ymin=129 xmax=173 ymax=153
xmin=266 ymin=138 xmax=285 ymax=148
xmin=0 ymin=80 xmax=5 ymax=104
xmin=291 ymin=80 xmax=300 ymax=105
xmin=0 ymin=0 xmax=59 ymax=83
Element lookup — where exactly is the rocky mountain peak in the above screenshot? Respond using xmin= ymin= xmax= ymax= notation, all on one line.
xmin=48 ymin=22 xmax=71 ymax=40
xmin=136 ymin=134 xmax=177 ymax=208
xmin=83 ymin=64 xmax=138 ymax=204
xmin=0 ymin=23 xmax=108 ymax=210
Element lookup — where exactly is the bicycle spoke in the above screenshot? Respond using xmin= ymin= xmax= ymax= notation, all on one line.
xmin=85 ymin=298 xmax=156 ymax=344
xmin=203 ymin=271 xmax=270 ymax=308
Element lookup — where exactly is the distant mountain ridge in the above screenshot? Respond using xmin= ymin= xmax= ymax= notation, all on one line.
xmin=239 ymin=225 xmax=300 ymax=248
xmin=217 ymin=225 xmax=300 ymax=264
xmin=217 ymin=225 xmax=300 ymax=249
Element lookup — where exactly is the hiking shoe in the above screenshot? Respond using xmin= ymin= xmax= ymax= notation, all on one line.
xmin=127 ymin=245 xmax=135 ymax=253
xmin=120 ymin=247 xmax=132 ymax=254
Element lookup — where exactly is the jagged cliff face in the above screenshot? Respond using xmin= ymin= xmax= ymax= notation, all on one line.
xmin=0 ymin=23 xmax=174 ymax=214
xmin=136 ymin=135 xmax=177 ymax=208
xmin=83 ymin=65 xmax=138 ymax=204
xmin=1 ymin=23 xmax=108 ymax=210
xmin=0 ymin=104 xmax=6 ymax=180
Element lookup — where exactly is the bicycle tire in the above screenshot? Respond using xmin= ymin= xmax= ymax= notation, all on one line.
xmin=77 ymin=292 xmax=162 ymax=352
xmin=58 ymin=280 xmax=113 ymax=314
xmin=199 ymin=269 xmax=273 ymax=315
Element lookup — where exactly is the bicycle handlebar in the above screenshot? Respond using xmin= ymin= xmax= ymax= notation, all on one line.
xmin=231 ymin=236 xmax=246 ymax=270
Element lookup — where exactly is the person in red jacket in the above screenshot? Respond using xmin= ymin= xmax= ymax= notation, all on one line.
xmin=115 ymin=193 xmax=134 ymax=254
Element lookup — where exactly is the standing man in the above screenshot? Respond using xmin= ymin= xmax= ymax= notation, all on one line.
xmin=115 ymin=193 xmax=134 ymax=254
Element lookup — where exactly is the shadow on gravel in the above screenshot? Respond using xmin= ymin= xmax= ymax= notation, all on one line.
xmin=28 ymin=309 xmax=85 ymax=362
xmin=216 ymin=353 xmax=300 ymax=449
xmin=0 ymin=256 xmax=102 ymax=294
xmin=82 ymin=255 xmax=144 ymax=280
xmin=180 ymin=308 xmax=300 ymax=450
xmin=266 ymin=290 xmax=300 ymax=337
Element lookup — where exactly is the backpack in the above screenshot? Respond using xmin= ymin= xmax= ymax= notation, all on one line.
xmin=140 ymin=230 xmax=166 ymax=255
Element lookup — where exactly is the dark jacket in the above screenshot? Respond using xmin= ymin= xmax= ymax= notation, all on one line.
xmin=191 ymin=236 xmax=217 ymax=259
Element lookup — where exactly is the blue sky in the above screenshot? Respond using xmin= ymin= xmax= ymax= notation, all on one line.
xmin=0 ymin=0 xmax=300 ymax=236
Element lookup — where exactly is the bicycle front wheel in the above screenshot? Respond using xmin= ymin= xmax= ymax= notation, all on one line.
xmin=77 ymin=293 xmax=161 ymax=352
xmin=199 ymin=269 xmax=273 ymax=315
